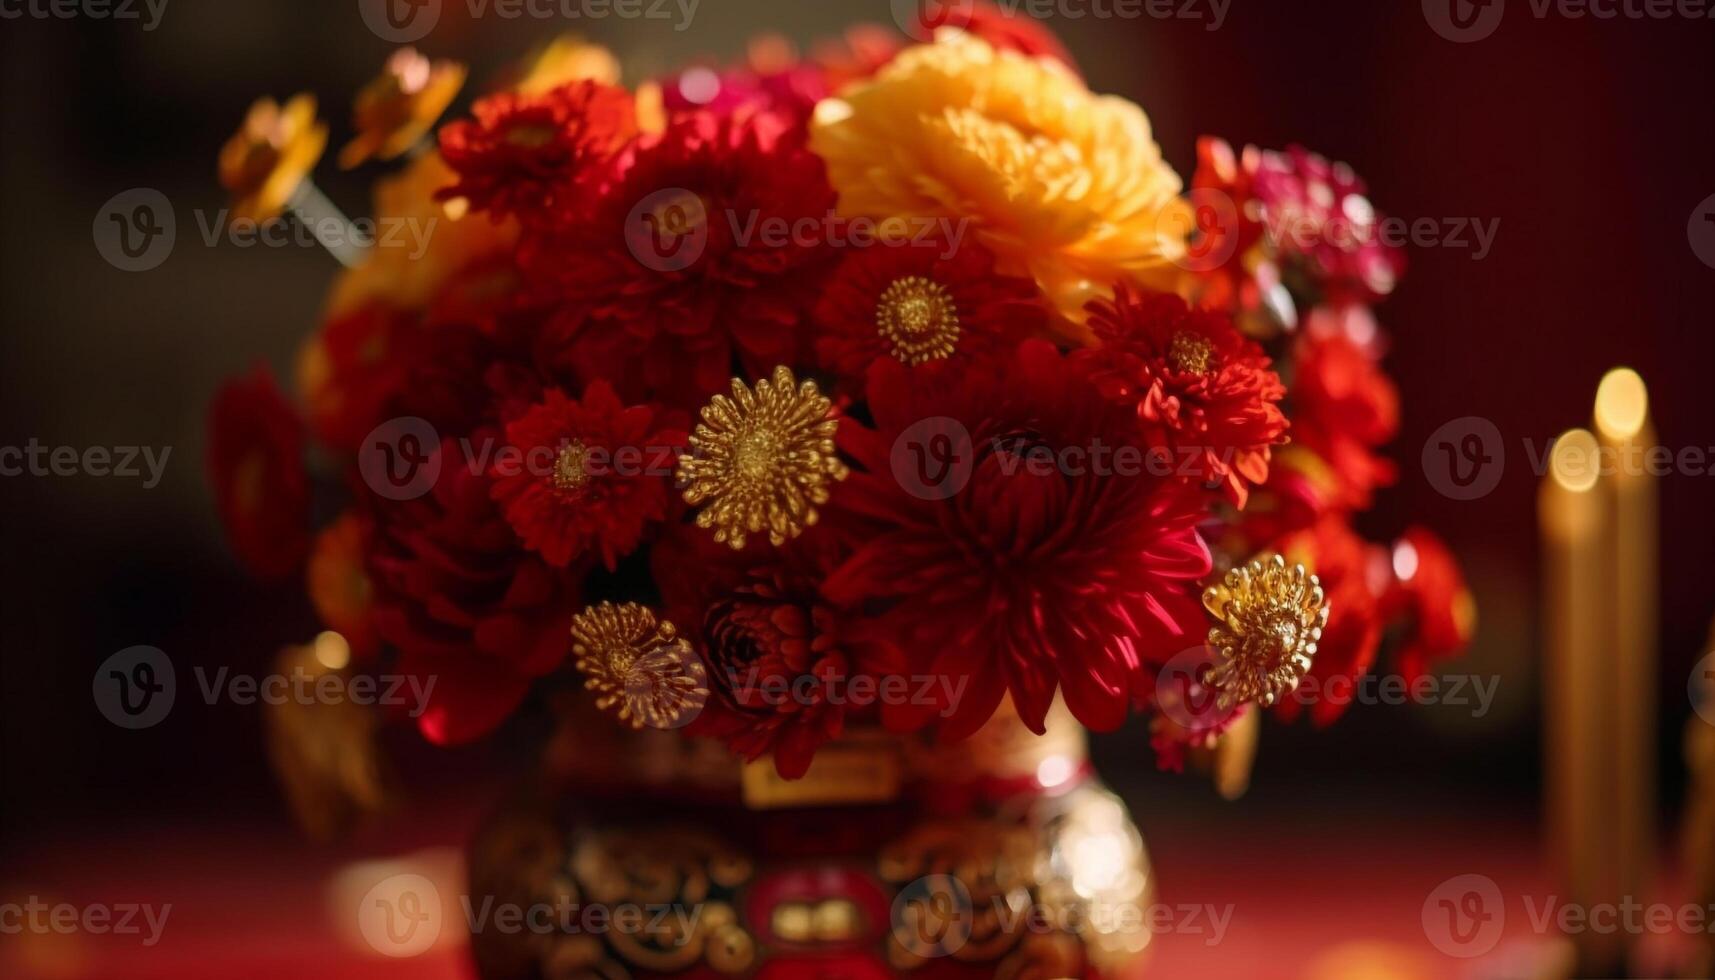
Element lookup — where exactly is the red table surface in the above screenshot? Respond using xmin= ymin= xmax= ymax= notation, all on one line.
xmin=0 ymin=802 xmax=1671 ymax=980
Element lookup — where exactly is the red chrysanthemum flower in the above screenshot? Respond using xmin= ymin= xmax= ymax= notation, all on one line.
xmin=1291 ymin=314 xmax=1399 ymax=510
xmin=1249 ymin=144 xmax=1404 ymax=308
xmin=656 ymin=528 xmax=904 ymax=778
xmin=1273 ymin=516 xmax=1385 ymax=727
xmin=525 ymin=110 xmax=839 ymax=407
xmin=365 ymin=437 xmax=583 ymax=744
xmin=301 ymin=299 xmax=548 ymax=453
xmin=1184 ymin=136 xmax=1294 ymax=333
xmin=1078 ymin=288 xmax=1288 ymax=508
xmin=824 ymin=340 xmax=1213 ymax=739
xmin=1212 ymin=445 xmax=1338 ymax=559
xmin=207 ymin=366 xmax=311 ymax=580
xmin=300 ymin=304 xmax=415 ymax=452
xmin=655 ymin=36 xmax=829 ymax=132
xmin=811 ymin=24 xmax=905 ymax=90
xmin=812 ymin=237 xmax=1044 ymax=387
xmin=1186 ymin=140 xmax=1407 ymax=330
xmin=437 ymin=79 xmax=636 ymax=222
xmin=487 ymin=382 xmax=688 ymax=570
xmin=1382 ymin=527 xmax=1476 ymax=681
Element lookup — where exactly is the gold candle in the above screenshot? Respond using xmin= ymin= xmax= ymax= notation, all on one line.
xmin=1541 ymin=428 xmax=1624 ymax=974
xmin=1593 ymin=368 xmax=1659 ymax=928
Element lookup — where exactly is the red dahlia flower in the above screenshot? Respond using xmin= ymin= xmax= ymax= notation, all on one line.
xmin=366 ymin=438 xmax=582 ymax=744
xmin=656 ymin=528 xmax=904 ymax=779
xmin=1185 ymin=137 xmax=1293 ymax=333
xmin=1186 ymin=139 xmax=1405 ymax=326
xmin=302 ymin=300 xmax=546 ymax=453
xmin=438 ymin=79 xmax=636 ymax=223
xmin=655 ymin=35 xmax=830 ymax=132
xmin=487 ymin=382 xmax=688 ymax=570
xmin=1249 ymin=144 xmax=1404 ymax=307
xmin=207 ymin=366 xmax=311 ymax=580
xmin=812 ymin=237 xmax=1044 ymax=387
xmin=1382 ymin=527 xmax=1476 ymax=681
xmin=1291 ymin=321 xmax=1399 ymax=510
xmin=524 ymin=110 xmax=839 ymax=407
xmin=300 ymin=303 xmax=415 ymax=452
xmin=1273 ymin=516 xmax=1385 ymax=727
xmin=1079 ymin=288 xmax=1288 ymax=508
xmin=811 ymin=24 xmax=905 ymax=91
xmin=824 ymin=340 xmax=1213 ymax=739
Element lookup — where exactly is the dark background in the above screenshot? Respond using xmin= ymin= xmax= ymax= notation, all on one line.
xmin=1 ymin=0 xmax=1711 ymax=914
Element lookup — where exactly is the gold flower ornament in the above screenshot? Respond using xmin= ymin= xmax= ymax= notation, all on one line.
xmin=677 ymin=367 xmax=848 ymax=549
xmin=1201 ymin=554 xmax=1329 ymax=710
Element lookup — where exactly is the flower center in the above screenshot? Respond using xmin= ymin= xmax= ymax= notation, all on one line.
xmin=733 ymin=427 xmax=783 ymax=486
xmin=876 ymin=276 xmax=960 ymax=365
xmin=504 ymin=124 xmax=556 ymax=149
xmin=1167 ymin=331 xmax=1215 ymax=375
xmin=552 ymin=441 xmax=591 ymax=492
xmin=1238 ymin=606 xmax=1301 ymax=668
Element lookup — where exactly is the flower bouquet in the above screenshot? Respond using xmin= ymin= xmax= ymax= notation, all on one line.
xmin=209 ymin=6 xmax=1474 ymax=975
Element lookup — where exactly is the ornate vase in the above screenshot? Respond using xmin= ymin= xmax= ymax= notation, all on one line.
xmin=466 ymin=701 xmax=1155 ymax=979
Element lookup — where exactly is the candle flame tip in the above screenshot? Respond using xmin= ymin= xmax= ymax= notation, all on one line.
xmin=1595 ymin=367 xmax=1649 ymax=440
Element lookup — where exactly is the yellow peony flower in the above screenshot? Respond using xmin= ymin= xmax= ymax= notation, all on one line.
xmin=810 ymin=32 xmax=1190 ymax=346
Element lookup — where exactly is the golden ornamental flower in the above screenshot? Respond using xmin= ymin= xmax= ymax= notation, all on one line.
xmin=219 ymin=94 xmax=329 ymax=223
xmin=810 ymin=32 xmax=1189 ymax=346
xmin=1201 ymin=554 xmax=1328 ymax=710
xmin=339 ymin=48 xmax=467 ymax=169
xmin=678 ymin=367 xmax=848 ymax=550
xmin=569 ymin=602 xmax=708 ymax=730
xmin=876 ymin=275 xmax=961 ymax=365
